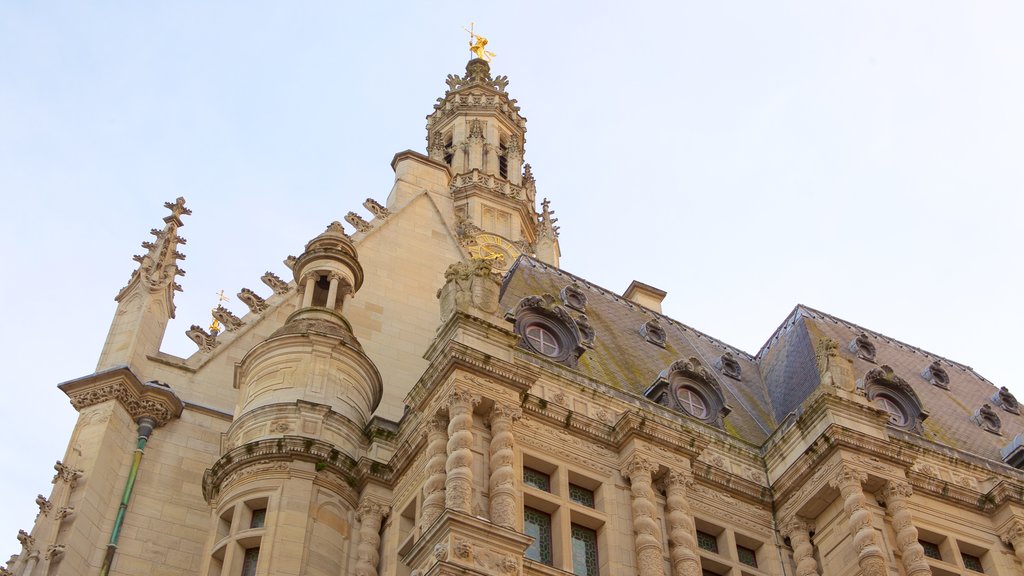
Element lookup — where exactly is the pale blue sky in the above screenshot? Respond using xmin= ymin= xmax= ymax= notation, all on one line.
xmin=2 ymin=1 xmax=1022 ymax=550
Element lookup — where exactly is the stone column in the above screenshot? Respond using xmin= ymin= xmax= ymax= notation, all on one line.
xmin=883 ymin=481 xmax=930 ymax=576
xmin=445 ymin=390 xmax=480 ymax=514
xmin=355 ymin=500 xmax=390 ymax=576
xmin=325 ymin=272 xmax=340 ymax=309
xmin=781 ymin=517 xmax=819 ymax=576
xmin=663 ymin=469 xmax=700 ymax=576
xmin=828 ymin=465 xmax=889 ymax=576
xmin=622 ymin=455 xmax=666 ymax=576
xmin=420 ymin=415 xmax=449 ymax=528
xmin=488 ymin=404 xmax=522 ymax=529
xmin=301 ymin=274 xmax=316 ymax=307
xmin=1000 ymin=518 xmax=1024 ymax=566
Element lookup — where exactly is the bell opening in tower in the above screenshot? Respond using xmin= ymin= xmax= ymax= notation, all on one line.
xmin=498 ymin=136 xmax=509 ymax=179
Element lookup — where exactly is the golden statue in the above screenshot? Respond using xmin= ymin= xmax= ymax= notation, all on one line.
xmin=464 ymin=22 xmax=496 ymax=61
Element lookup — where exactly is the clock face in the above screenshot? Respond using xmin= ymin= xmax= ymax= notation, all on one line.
xmin=468 ymin=233 xmax=521 ymax=271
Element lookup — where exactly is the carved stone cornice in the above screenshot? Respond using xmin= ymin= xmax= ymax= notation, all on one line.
xmin=411 ymin=335 xmax=538 ymax=408
xmin=58 ymin=366 xmax=183 ymax=427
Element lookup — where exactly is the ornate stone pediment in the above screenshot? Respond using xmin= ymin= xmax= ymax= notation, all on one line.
xmin=58 ymin=366 xmax=184 ymax=427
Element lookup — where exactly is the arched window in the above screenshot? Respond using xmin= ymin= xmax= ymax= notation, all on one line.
xmin=498 ymin=135 xmax=509 ymax=179
xmin=677 ymin=386 xmax=708 ymax=419
xmin=873 ymin=394 xmax=907 ymax=426
xmin=508 ymin=294 xmax=586 ymax=368
xmin=861 ymin=365 xmax=928 ymax=433
xmin=443 ymin=133 xmax=454 ymax=166
xmin=525 ymin=324 xmax=561 ymax=357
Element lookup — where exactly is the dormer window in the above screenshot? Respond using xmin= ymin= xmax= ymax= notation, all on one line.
xmin=873 ymin=394 xmax=907 ymax=426
xmin=525 ymin=324 xmax=561 ymax=357
xmin=677 ymin=386 xmax=709 ymax=419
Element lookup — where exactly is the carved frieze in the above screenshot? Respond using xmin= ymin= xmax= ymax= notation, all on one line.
xmin=59 ymin=368 xmax=183 ymax=426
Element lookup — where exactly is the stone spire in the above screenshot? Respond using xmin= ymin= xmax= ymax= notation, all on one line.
xmin=96 ymin=197 xmax=189 ymax=371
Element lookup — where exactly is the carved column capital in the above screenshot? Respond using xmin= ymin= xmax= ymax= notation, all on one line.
xmin=446 ymin=389 xmax=481 ymax=410
xmin=356 ymin=500 xmax=390 ymax=523
xmin=828 ymin=464 xmax=867 ymax=491
xmin=621 ymin=454 xmax=657 ymax=480
xmin=1001 ymin=518 xmax=1024 ymax=545
xmin=780 ymin=516 xmax=814 ymax=540
xmin=663 ymin=468 xmax=695 ymax=491
xmin=883 ymin=479 xmax=913 ymax=500
xmin=489 ymin=403 xmax=522 ymax=424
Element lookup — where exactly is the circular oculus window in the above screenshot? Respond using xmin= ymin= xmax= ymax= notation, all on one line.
xmin=677 ymin=386 xmax=708 ymax=419
xmin=873 ymin=394 xmax=907 ymax=427
xmin=525 ymin=324 xmax=561 ymax=357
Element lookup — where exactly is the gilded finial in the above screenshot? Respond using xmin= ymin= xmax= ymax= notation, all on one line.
xmin=464 ymin=22 xmax=496 ymax=61
xmin=209 ymin=290 xmax=229 ymax=336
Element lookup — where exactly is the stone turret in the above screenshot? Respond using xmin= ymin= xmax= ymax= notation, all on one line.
xmin=201 ymin=222 xmax=383 ymax=575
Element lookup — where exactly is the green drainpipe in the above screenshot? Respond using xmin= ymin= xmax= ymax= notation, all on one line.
xmin=98 ymin=416 xmax=155 ymax=576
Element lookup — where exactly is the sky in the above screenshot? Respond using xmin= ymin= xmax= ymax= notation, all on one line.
xmin=1 ymin=0 xmax=1023 ymax=555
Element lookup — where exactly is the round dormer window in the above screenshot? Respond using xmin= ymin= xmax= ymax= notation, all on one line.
xmin=873 ymin=394 xmax=907 ymax=427
xmin=677 ymin=386 xmax=708 ymax=419
xmin=525 ymin=324 xmax=561 ymax=357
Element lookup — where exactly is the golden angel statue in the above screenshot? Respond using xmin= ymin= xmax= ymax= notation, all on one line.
xmin=464 ymin=23 xmax=496 ymax=61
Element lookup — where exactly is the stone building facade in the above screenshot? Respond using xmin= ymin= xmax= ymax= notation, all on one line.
xmin=8 ymin=58 xmax=1024 ymax=576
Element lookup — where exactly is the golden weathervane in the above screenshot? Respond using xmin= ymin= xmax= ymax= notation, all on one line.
xmin=464 ymin=22 xmax=495 ymax=61
xmin=209 ymin=289 xmax=229 ymax=336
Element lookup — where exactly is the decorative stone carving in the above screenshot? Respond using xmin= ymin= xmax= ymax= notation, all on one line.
xmin=828 ymin=465 xmax=887 ymax=576
xmin=560 ymin=283 xmax=587 ymax=312
xmin=45 ymin=545 xmax=65 ymax=562
xmin=261 ymin=271 xmax=290 ymax=295
xmin=363 ymin=198 xmax=391 ymax=219
xmin=433 ymin=543 xmax=448 ymax=562
xmin=437 ymin=260 xmax=501 ymax=321
xmin=922 ymin=361 xmax=950 ymax=389
xmin=575 ymin=314 xmax=596 ymax=348
xmin=355 ymin=500 xmax=390 ymax=576
xmin=972 ymin=404 xmax=1002 ymax=435
xmin=54 ymin=507 xmax=74 ymax=521
xmin=506 ymin=293 xmax=586 ymax=367
xmin=861 ymin=365 xmax=928 ymax=433
xmin=116 ymin=197 xmax=189 ymax=315
xmin=1000 ymin=518 xmax=1024 ymax=565
xmin=621 ymin=455 xmax=665 ymax=576
xmin=538 ymin=198 xmax=559 ymax=238
xmin=450 ymin=168 xmax=524 ymax=201
xmin=345 ymin=211 xmax=372 ymax=233
xmin=994 ymin=386 xmax=1021 ymax=415
xmin=185 ymin=325 xmax=219 ymax=352
xmin=237 ymin=288 xmax=268 ymax=314
xmin=849 ymin=333 xmax=876 ymax=362
xmin=445 ymin=390 xmax=480 ymax=514
xmin=454 ymin=536 xmax=473 ymax=559
xmin=663 ymin=469 xmax=700 ymax=576
xmin=716 ymin=352 xmax=742 ymax=380
xmin=212 ymin=305 xmax=244 ymax=332
xmin=60 ymin=371 xmax=183 ymax=427
xmin=648 ymin=358 xmax=731 ymax=428
xmin=816 ymin=338 xmax=838 ymax=386
xmin=16 ymin=530 xmax=33 ymax=550
xmin=883 ymin=481 xmax=929 ymax=576
xmin=52 ymin=461 xmax=83 ymax=486
xmin=780 ymin=517 xmax=819 ymax=576
xmin=454 ymin=215 xmax=484 ymax=245
xmin=640 ymin=318 xmax=667 ymax=347
xmin=34 ymin=495 xmax=51 ymax=518
xmin=421 ymin=416 xmax=449 ymax=528
xmin=283 ymin=255 xmax=297 ymax=270
xmin=488 ymin=404 xmax=521 ymax=529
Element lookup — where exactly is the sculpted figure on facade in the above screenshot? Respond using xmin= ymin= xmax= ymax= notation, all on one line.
xmin=236 ymin=288 xmax=268 ymax=314
xmin=437 ymin=260 xmax=500 ymax=320
xmin=1000 ymin=518 xmax=1024 ymax=565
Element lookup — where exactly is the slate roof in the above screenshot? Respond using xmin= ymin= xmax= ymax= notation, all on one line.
xmin=501 ymin=257 xmax=1024 ymax=463
xmin=501 ymin=257 xmax=778 ymax=445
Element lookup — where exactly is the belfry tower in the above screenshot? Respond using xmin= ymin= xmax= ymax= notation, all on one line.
xmin=424 ymin=58 xmax=560 ymax=272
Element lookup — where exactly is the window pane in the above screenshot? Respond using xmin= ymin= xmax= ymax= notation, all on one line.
xmin=524 ymin=507 xmax=552 ymax=565
xmin=696 ymin=530 xmax=718 ymax=553
xmin=920 ymin=540 xmax=941 ymax=560
xmin=571 ymin=523 xmax=599 ymax=576
xmin=737 ymin=545 xmax=757 ymax=567
xmin=962 ymin=552 xmax=983 ymax=572
xmin=241 ymin=547 xmax=260 ymax=576
xmin=250 ymin=508 xmax=266 ymax=529
xmin=523 ymin=467 xmax=551 ymax=491
xmin=569 ymin=484 xmax=595 ymax=508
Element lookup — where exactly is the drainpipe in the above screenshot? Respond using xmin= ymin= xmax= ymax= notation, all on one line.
xmin=98 ymin=417 xmax=155 ymax=576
